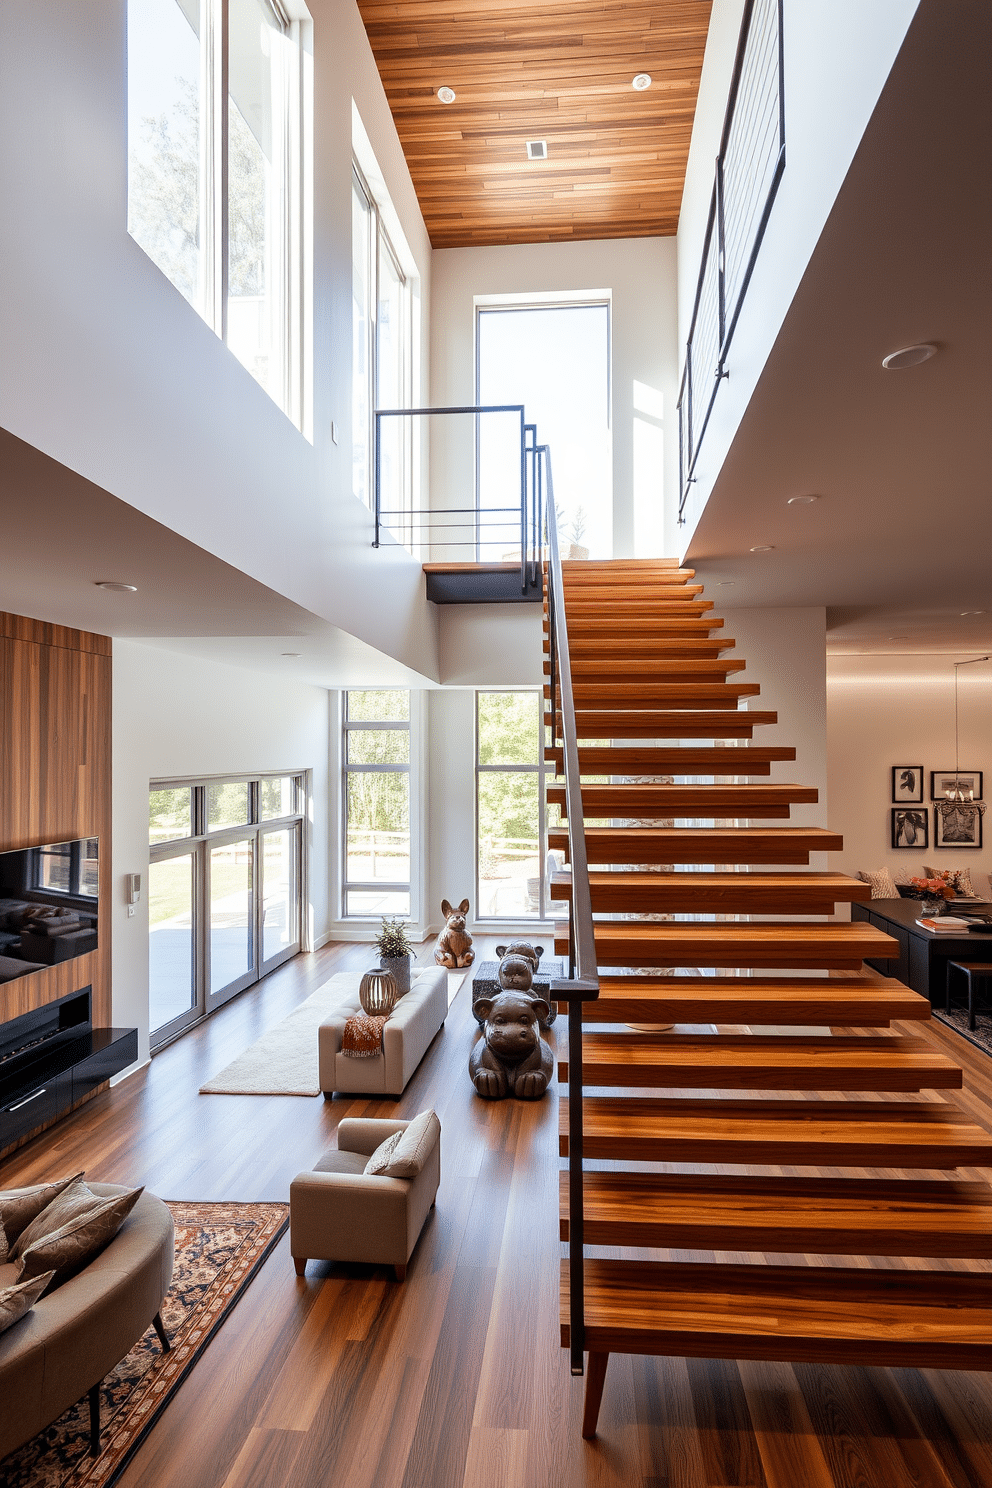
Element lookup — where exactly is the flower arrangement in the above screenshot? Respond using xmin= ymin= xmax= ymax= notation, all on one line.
xmin=904 ymin=873 xmax=956 ymax=902
xmin=375 ymin=917 xmax=413 ymax=958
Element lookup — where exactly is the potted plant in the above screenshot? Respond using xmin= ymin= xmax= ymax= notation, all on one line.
xmin=905 ymin=873 xmax=956 ymax=917
xmin=375 ymin=916 xmax=414 ymax=995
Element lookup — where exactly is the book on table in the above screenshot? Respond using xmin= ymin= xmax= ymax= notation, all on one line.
xmin=916 ymin=916 xmax=973 ymax=932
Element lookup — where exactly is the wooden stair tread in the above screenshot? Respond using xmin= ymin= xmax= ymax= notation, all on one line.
xmin=556 ymin=599 xmax=715 ymax=613
xmin=552 ymin=870 xmax=869 ymax=915
xmin=555 ymin=921 xmax=899 ymax=971
xmin=549 ymin=826 xmax=843 ymax=865
xmin=561 ymin=1259 xmax=992 ymax=1369
xmin=561 ymin=1172 xmax=992 ymax=1257
xmin=545 ymin=683 xmax=762 ymax=707
xmin=562 ymin=638 xmax=736 ymax=656
xmin=547 ymin=783 xmax=817 ymax=818
xmin=545 ymin=710 xmax=778 ymax=738
xmin=545 ymin=745 xmax=797 ymax=773
xmin=550 ymin=659 xmax=748 ymax=680
xmin=568 ymin=973 xmax=929 ymax=1025
xmin=561 ymin=1033 xmax=963 ymax=1091
xmin=559 ymin=1096 xmax=992 ymax=1167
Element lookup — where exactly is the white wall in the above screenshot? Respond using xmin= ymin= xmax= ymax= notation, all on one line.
xmin=828 ymin=655 xmax=992 ymax=908
xmin=0 ymin=0 xmax=438 ymax=680
xmin=438 ymin=606 xmax=544 ymax=687
xmin=113 ymin=640 xmax=331 ymax=1067
xmin=430 ymin=238 xmax=680 ymax=560
xmin=676 ymin=0 xmax=920 ymax=545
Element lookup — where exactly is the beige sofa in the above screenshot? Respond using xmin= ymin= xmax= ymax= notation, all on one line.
xmin=290 ymin=1116 xmax=440 ymax=1281
xmin=0 ymin=1185 xmax=174 ymax=1459
xmin=318 ymin=967 xmax=448 ymax=1097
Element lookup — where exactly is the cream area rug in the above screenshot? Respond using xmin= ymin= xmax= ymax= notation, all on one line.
xmin=199 ymin=969 xmax=468 ymax=1096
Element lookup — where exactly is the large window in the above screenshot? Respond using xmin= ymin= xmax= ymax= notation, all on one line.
xmin=476 ymin=691 xmax=555 ymax=920
xmin=148 ymin=773 xmax=305 ymax=1049
xmin=352 ymin=164 xmax=412 ymax=528
xmin=127 ymin=0 xmax=312 ymax=426
xmin=342 ymin=691 xmax=411 ymax=918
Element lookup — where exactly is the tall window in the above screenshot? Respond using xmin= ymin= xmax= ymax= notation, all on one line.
xmin=127 ymin=0 xmax=312 ymax=425
xmin=148 ymin=773 xmax=305 ymax=1049
xmin=343 ymin=691 xmax=411 ymax=918
xmin=476 ymin=691 xmax=553 ymax=920
xmin=352 ymin=164 xmax=411 ymax=525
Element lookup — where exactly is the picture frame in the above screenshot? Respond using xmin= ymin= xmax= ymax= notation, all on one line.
xmin=891 ymin=807 xmax=929 ymax=850
xmin=891 ymin=765 xmax=924 ymax=803
xmin=930 ymin=770 xmax=983 ymax=802
xmin=934 ymin=804 xmax=984 ymax=850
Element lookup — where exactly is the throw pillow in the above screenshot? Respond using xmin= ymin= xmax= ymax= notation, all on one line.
xmin=12 ymin=1175 xmax=105 ymax=1260
xmin=15 ymin=1185 xmax=144 ymax=1290
xmin=924 ymin=865 xmax=976 ymax=897
xmin=857 ymin=868 xmax=899 ymax=899
xmin=380 ymin=1109 xmax=440 ymax=1178
xmin=0 ymin=1269 xmax=56 ymax=1336
xmin=364 ymin=1130 xmax=404 ymax=1176
xmin=0 ymin=1174 xmax=84 ymax=1263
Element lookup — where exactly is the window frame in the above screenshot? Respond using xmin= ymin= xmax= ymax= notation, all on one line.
xmin=341 ymin=691 xmax=414 ymax=921
xmin=474 ymin=688 xmax=553 ymax=923
xmin=126 ymin=0 xmax=312 ymax=430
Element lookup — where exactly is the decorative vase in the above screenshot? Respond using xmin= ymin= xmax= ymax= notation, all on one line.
xmin=360 ymin=967 xmax=397 ymax=1016
xmin=379 ymin=953 xmax=411 ymax=997
xmin=921 ymin=898 xmax=946 ymax=917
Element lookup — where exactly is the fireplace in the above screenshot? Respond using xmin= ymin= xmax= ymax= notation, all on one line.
xmin=0 ymin=988 xmax=137 ymax=1150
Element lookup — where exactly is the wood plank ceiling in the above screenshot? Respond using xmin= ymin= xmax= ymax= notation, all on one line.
xmin=356 ymin=0 xmax=713 ymax=248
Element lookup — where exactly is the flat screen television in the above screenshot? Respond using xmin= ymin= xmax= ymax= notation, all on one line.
xmin=0 ymin=839 xmax=99 ymax=984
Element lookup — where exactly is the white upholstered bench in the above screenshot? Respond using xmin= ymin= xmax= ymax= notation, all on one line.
xmin=317 ymin=967 xmax=448 ymax=1098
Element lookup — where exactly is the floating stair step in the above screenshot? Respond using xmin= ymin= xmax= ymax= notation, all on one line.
xmin=546 ymin=658 xmax=748 ymax=682
xmin=544 ymin=745 xmax=797 ymax=774
xmin=547 ymin=782 xmax=816 ymax=819
xmin=560 ymin=559 xmax=692 ymax=577
xmin=555 ymin=920 xmax=898 ymax=971
xmin=560 ymin=1033 xmax=963 ymax=1091
xmin=561 ymin=1259 xmax=992 ymax=1371
xmin=562 ymin=1172 xmax=992 ymax=1258
xmin=551 ymin=871 xmax=869 ymax=916
xmin=548 ymin=618 xmax=725 ymax=639
xmin=559 ymin=1095 xmax=992 ymax=1167
xmin=556 ymin=599 xmax=715 ymax=615
xmin=566 ymin=973 xmax=926 ymax=1025
xmin=561 ymin=582 xmax=705 ymax=598
xmin=549 ymin=825 xmax=842 ymax=865
xmin=545 ymin=710 xmax=778 ymax=739
xmin=544 ymin=682 xmax=762 ymax=709
xmin=562 ymin=637 xmax=737 ymax=658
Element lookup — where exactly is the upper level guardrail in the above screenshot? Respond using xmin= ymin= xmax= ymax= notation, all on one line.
xmin=678 ymin=0 xmax=786 ymax=523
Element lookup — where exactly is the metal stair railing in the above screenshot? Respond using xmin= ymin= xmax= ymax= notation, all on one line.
xmin=539 ymin=441 xmax=599 ymax=1377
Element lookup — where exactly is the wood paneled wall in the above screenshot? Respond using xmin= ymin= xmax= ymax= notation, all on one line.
xmin=0 ymin=612 xmax=112 ymax=1028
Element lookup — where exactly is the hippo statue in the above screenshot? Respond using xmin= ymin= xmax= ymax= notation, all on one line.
xmin=469 ymin=991 xmax=554 ymax=1100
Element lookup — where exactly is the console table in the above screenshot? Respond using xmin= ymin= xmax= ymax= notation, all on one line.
xmin=851 ymin=898 xmax=992 ymax=1006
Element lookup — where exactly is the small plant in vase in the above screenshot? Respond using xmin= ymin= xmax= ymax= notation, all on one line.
xmin=375 ymin=917 xmax=414 ymax=996
xmin=906 ymin=873 xmax=956 ymax=916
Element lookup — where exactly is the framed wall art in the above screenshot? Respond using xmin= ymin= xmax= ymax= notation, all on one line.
xmin=931 ymin=770 xmax=983 ymax=802
xmin=934 ymin=804 xmax=984 ymax=850
xmin=891 ymin=807 xmax=929 ymax=850
xmin=891 ymin=765 xmax=924 ymax=802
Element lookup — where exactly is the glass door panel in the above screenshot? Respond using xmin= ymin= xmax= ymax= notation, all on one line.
xmin=149 ymin=854 xmax=197 ymax=1038
xmin=261 ymin=825 xmax=300 ymax=971
xmin=208 ymin=837 xmax=255 ymax=1002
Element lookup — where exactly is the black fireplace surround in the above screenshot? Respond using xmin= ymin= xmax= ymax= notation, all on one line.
xmin=0 ymin=988 xmax=137 ymax=1150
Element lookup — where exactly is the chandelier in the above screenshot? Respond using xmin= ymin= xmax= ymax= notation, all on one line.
xmin=935 ymin=655 xmax=990 ymax=824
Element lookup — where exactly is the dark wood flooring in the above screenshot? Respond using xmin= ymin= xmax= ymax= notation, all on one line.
xmin=6 ymin=940 xmax=992 ymax=1487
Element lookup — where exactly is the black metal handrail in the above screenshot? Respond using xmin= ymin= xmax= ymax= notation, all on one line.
xmin=678 ymin=0 xmax=785 ymax=522
xmin=373 ymin=404 xmax=542 ymax=593
xmin=540 ymin=442 xmax=599 ymax=1378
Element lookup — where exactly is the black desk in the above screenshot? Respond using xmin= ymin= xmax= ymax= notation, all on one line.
xmin=851 ymin=898 xmax=992 ymax=1006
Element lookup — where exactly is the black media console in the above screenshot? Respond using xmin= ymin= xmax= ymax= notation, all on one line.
xmin=0 ymin=987 xmax=137 ymax=1150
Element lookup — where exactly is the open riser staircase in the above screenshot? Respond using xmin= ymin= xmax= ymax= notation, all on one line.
xmin=544 ymin=557 xmax=992 ymax=1439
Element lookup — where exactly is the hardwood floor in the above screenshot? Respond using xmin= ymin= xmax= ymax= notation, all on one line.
xmin=6 ymin=940 xmax=992 ymax=1486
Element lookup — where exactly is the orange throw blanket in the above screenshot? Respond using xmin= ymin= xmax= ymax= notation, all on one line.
xmin=342 ymin=1011 xmax=387 ymax=1057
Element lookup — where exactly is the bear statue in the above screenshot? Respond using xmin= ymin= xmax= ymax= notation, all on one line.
xmin=495 ymin=941 xmax=555 ymax=1026
xmin=469 ymin=991 xmax=554 ymax=1100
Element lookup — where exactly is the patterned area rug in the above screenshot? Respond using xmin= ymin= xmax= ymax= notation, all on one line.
xmin=934 ymin=1005 xmax=992 ymax=1057
xmin=1 ymin=1200 xmax=288 ymax=1488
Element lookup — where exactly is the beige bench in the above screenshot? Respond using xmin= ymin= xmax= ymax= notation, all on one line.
xmin=318 ymin=967 xmax=448 ymax=1097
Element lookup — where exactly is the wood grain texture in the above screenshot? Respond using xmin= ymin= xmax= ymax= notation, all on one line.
xmin=545 ymin=744 xmax=797 ymax=772
xmin=552 ymin=869 xmax=869 ymax=915
xmin=555 ymin=920 xmax=900 ymax=971
xmin=548 ymin=824 xmax=843 ymax=864
xmin=356 ymin=0 xmax=711 ymax=247
xmin=545 ymin=709 xmax=777 ymax=737
xmin=568 ymin=971 xmax=926 ymax=1024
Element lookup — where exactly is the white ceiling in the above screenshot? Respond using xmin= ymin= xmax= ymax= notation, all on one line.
xmin=686 ymin=0 xmax=992 ymax=656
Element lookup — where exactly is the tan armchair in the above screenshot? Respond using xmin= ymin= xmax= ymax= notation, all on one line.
xmin=289 ymin=1117 xmax=440 ymax=1282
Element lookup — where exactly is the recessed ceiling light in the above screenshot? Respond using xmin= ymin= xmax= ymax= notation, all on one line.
xmin=961 ymin=611 xmax=986 ymax=617
xmin=94 ymin=581 xmax=138 ymax=592
xmin=437 ymin=86 xmax=456 ymax=104
xmin=281 ymin=651 xmax=302 ymax=657
xmin=526 ymin=139 xmax=548 ymax=160
xmin=632 ymin=73 xmax=652 ymax=90
xmin=881 ymin=343 xmax=937 ymax=370
xmin=888 ymin=636 xmax=908 ymax=641
xmin=749 ymin=545 xmax=774 ymax=553
xmin=717 ymin=581 xmax=736 ymax=586
xmin=787 ymin=494 xmax=819 ymax=505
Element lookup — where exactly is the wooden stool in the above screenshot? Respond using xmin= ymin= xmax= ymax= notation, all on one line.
xmin=948 ymin=961 xmax=992 ymax=1030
